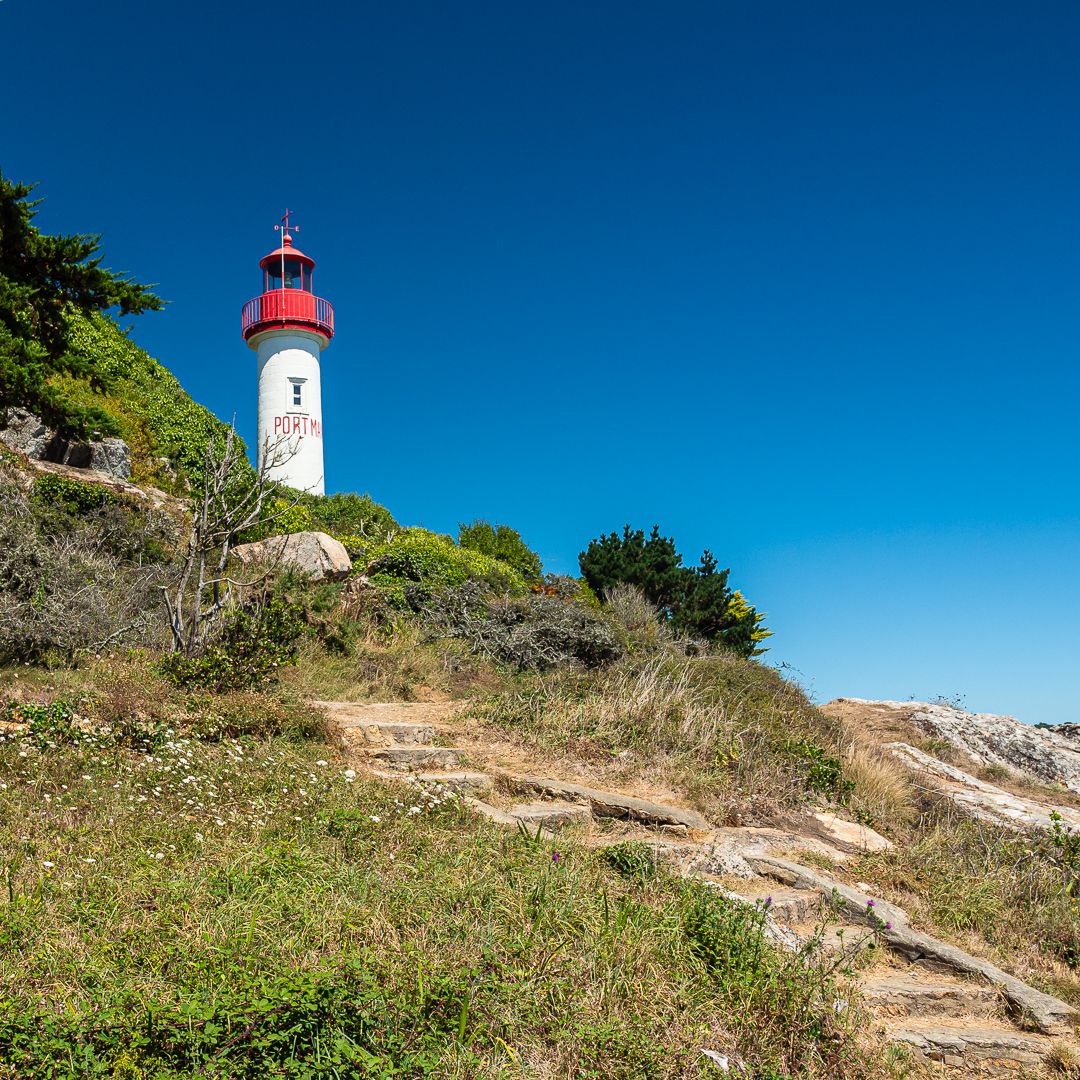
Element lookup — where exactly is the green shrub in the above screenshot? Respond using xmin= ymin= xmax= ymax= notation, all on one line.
xmin=158 ymin=600 xmax=305 ymax=691
xmin=265 ymin=497 xmax=314 ymax=534
xmin=286 ymin=490 xmax=399 ymax=539
xmin=457 ymin=518 xmax=543 ymax=584
xmin=32 ymin=474 xmax=125 ymax=515
xmin=683 ymin=884 xmax=771 ymax=982
xmin=61 ymin=311 xmax=242 ymax=482
xmin=602 ymin=840 xmax=656 ymax=884
xmin=785 ymin=739 xmax=855 ymax=802
xmin=579 ymin=524 xmax=772 ymax=656
xmin=355 ymin=528 xmax=527 ymax=604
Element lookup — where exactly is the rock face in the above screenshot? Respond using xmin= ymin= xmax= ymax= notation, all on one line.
xmin=0 ymin=407 xmax=52 ymax=459
xmin=0 ymin=408 xmax=133 ymax=480
xmin=232 ymin=531 xmax=352 ymax=582
xmin=835 ymin=698 xmax=1080 ymax=794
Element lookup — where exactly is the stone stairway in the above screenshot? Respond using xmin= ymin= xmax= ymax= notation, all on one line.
xmin=718 ymin=863 xmax=1071 ymax=1074
xmin=320 ymin=699 xmax=712 ymax=836
xmin=321 ymin=699 xmax=1078 ymax=1074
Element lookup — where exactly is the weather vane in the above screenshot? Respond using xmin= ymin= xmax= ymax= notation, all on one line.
xmin=275 ymin=209 xmax=298 ymax=239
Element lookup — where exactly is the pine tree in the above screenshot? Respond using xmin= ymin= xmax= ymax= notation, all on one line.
xmin=578 ymin=524 xmax=772 ymax=656
xmin=0 ymin=171 xmax=163 ymax=436
xmin=578 ymin=525 xmax=687 ymax=617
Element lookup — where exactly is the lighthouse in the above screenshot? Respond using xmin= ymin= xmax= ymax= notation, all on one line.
xmin=241 ymin=213 xmax=334 ymax=495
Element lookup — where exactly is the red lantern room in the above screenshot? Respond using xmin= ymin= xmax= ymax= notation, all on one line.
xmin=241 ymin=231 xmax=335 ymax=344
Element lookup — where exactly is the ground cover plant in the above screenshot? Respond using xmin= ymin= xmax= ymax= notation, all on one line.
xmin=0 ymin=660 xmax=879 ymax=1080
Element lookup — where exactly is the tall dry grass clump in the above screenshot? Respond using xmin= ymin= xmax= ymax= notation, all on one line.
xmin=467 ymin=635 xmax=850 ymax=818
xmin=842 ymin=741 xmax=916 ymax=827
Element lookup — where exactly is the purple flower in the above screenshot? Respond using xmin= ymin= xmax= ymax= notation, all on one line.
xmin=885 ymin=922 xmax=892 ymax=930
xmin=866 ymin=900 xmax=875 ymax=907
xmin=551 ymin=851 xmax=560 ymax=864
xmin=764 ymin=896 xmax=772 ymax=907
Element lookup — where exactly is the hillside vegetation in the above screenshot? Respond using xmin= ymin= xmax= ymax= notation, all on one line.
xmin=7 ymin=173 xmax=1080 ymax=1080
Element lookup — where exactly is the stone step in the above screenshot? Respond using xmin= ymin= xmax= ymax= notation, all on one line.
xmin=357 ymin=746 xmax=462 ymax=769
xmin=466 ymin=798 xmax=555 ymax=841
xmin=411 ymin=771 xmax=492 ymax=793
xmin=886 ymin=1021 xmax=1048 ymax=1072
xmin=339 ymin=721 xmax=436 ymax=747
xmin=508 ymin=802 xmax=592 ymax=829
xmin=316 ymin=700 xmax=460 ymax=726
xmin=726 ymin=886 xmax=822 ymax=924
xmin=864 ymin=973 xmax=1002 ymax=1020
xmin=503 ymin=773 xmax=711 ymax=832
xmin=746 ymin=854 xmax=1076 ymax=1034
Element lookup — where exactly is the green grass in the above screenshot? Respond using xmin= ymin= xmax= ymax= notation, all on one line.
xmin=0 ymin=699 xmax=875 ymax=1079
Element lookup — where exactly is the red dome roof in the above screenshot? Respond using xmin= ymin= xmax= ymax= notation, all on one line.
xmin=258 ymin=232 xmax=315 ymax=270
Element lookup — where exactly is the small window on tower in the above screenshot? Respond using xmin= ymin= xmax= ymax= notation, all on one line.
xmin=292 ymin=383 xmax=302 ymax=407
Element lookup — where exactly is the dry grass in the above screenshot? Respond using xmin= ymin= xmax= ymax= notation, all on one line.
xmin=842 ymin=741 xmax=916 ymax=828
xmin=463 ymin=648 xmax=852 ymax=823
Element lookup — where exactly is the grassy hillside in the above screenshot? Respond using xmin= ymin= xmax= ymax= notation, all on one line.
xmin=0 ymin=645 xmax=879 ymax=1080
xmin=51 ymin=312 xmax=238 ymax=488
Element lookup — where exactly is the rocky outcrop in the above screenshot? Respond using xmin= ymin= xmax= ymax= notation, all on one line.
xmin=232 ymin=531 xmax=352 ymax=582
xmin=886 ymin=742 xmax=1080 ymax=834
xmin=834 ymin=698 xmax=1080 ymax=794
xmin=0 ymin=407 xmax=132 ymax=480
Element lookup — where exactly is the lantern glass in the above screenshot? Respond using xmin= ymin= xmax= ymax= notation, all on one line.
xmin=265 ymin=259 xmax=306 ymax=291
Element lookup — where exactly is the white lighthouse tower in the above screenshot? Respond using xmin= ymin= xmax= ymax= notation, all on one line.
xmin=241 ymin=212 xmax=334 ymax=494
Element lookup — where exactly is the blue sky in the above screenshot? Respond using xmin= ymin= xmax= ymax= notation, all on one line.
xmin=4 ymin=0 xmax=1079 ymax=722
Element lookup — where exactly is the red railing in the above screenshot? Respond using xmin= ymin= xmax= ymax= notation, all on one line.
xmin=242 ymin=291 xmax=334 ymax=340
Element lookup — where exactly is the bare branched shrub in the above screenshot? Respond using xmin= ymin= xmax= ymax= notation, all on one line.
xmin=415 ymin=581 xmax=621 ymax=670
xmin=161 ymin=429 xmax=302 ymax=657
xmin=0 ymin=483 xmax=169 ymax=661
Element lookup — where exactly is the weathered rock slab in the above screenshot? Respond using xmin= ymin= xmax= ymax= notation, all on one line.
xmin=862 ymin=974 xmax=1002 ymax=1019
xmin=509 ymin=802 xmax=592 ymax=828
xmin=835 ymin=697 xmax=1080 ymax=793
xmin=888 ymin=1022 xmax=1047 ymax=1068
xmin=810 ymin=811 xmax=892 ymax=852
xmin=0 ymin=407 xmax=132 ymax=479
xmin=466 ymin=797 xmax=555 ymax=840
xmin=358 ymin=746 xmax=461 ymax=769
xmin=233 ymin=531 xmax=351 ymax=582
xmin=412 ymin=771 xmax=492 ymax=793
xmin=340 ymin=721 xmax=436 ymax=746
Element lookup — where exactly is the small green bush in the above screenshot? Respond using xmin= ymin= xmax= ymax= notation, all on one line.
xmin=602 ymin=840 xmax=656 ymax=884
xmin=785 ymin=739 xmax=855 ymax=802
xmin=32 ymin=474 xmax=125 ymax=515
xmin=265 ymin=497 xmax=314 ymax=534
xmin=283 ymin=489 xmax=399 ymax=539
xmin=158 ymin=600 xmax=305 ymax=691
xmin=457 ymin=518 xmax=543 ymax=584
xmin=356 ymin=528 xmax=527 ymax=604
